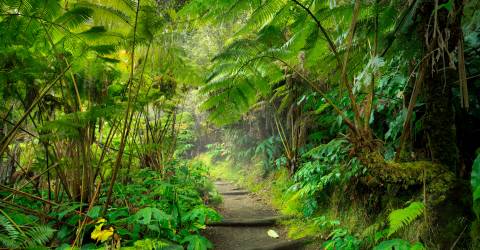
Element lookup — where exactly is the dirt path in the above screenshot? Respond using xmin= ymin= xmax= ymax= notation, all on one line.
xmin=204 ymin=181 xmax=305 ymax=250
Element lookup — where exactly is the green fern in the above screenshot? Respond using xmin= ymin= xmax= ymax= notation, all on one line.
xmin=387 ymin=202 xmax=424 ymax=237
xmin=54 ymin=7 xmax=94 ymax=29
xmin=0 ymin=213 xmax=55 ymax=249
xmin=23 ymin=225 xmax=56 ymax=248
xmin=0 ymin=213 xmax=21 ymax=249
xmin=237 ymin=0 xmax=288 ymax=35
xmin=74 ymin=1 xmax=133 ymax=26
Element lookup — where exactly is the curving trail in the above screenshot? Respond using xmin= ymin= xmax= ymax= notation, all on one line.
xmin=204 ymin=181 xmax=307 ymax=250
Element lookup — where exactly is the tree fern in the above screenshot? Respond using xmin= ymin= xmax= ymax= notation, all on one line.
xmin=387 ymin=202 xmax=424 ymax=237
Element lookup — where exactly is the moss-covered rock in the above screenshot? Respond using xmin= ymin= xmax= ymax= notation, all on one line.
xmin=354 ymin=152 xmax=470 ymax=248
xmin=361 ymin=152 xmax=455 ymax=207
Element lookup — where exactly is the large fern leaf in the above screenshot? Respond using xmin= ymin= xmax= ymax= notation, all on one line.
xmin=387 ymin=202 xmax=424 ymax=237
xmin=54 ymin=7 xmax=93 ymax=29
xmin=237 ymin=0 xmax=288 ymax=35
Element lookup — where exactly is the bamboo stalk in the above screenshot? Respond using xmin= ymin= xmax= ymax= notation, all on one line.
xmin=0 ymin=184 xmax=58 ymax=206
xmin=103 ymin=0 xmax=141 ymax=214
xmin=72 ymin=180 xmax=102 ymax=247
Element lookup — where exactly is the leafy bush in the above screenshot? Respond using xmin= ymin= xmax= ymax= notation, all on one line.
xmin=49 ymin=160 xmax=220 ymax=249
xmin=323 ymin=228 xmax=361 ymax=250
xmin=286 ymin=139 xmax=365 ymax=216
xmin=254 ymin=136 xmax=283 ymax=173
xmin=106 ymin=162 xmax=220 ymax=249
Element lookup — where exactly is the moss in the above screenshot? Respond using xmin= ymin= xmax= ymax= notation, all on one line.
xmin=363 ymin=154 xmax=455 ymax=206
xmin=283 ymin=219 xmax=320 ymax=239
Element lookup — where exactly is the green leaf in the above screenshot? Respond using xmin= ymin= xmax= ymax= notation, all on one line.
xmin=472 ymin=154 xmax=480 ymax=218
xmin=87 ymin=206 xmax=102 ymax=219
xmin=55 ymin=7 xmax=93 ymax=29
xmin=437 ymin=0 xmax=453 ymax=12
xmin=374 ymin=239 xmax=425 ymax=250
xmin=471 ymin=154 xmax=480 ymax=199
xmin=474 ymin=187 xmax=480 ymax=201
xmin=135 ymin=207 xmax=153 ymax=225
xmin=181 ymin=235 xmax=212 ymax=250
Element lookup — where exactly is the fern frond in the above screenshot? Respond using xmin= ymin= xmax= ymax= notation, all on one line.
xmin=281 ymin=20 xmax=316 ymax=55
xmin=0 ymin=234 xmax=20 ymax=249
xmin=77 ymin=26 xmax=124 ymax=41
xmin=54 ymin=7 xmax=93 ymax=29
xmin=74 ymin=1 xmax=133 ymax=27
xmin=23 ymin=225 xmax=55 ymax=248
xmin=0 ymin=214 xmax=20 ymax=238
xmin=387 ymin=201 xmax=424 ymax=237
xmin=180 ymin=0 xmax=253 ymax=24
xmin=0 ymin=214 xmax=20 ymax=248
xmin=237 ymin=0 xmax=288 ymax=36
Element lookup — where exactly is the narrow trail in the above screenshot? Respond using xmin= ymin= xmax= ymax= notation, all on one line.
xmin=204 ymin=180 xmax=307 ymax=250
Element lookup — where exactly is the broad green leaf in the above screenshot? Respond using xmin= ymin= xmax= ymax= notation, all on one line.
xmin=471 ymin=154 xmax=480 ymax=198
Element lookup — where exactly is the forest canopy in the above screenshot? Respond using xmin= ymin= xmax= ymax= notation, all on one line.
xmin=0 ymin=0 xmax=479 ymax=249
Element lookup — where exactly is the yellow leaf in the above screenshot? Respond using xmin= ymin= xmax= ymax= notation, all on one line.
xmin=91 ymin=222 xmax=114 ymax=243
xmin=96 ymin=218 xmax=107 ymax=224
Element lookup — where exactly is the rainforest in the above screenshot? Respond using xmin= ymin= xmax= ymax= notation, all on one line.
xmin=0 ymin=0 xmax=479 ymax=249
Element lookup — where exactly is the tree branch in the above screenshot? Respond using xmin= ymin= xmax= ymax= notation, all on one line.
xmin=289 ymin=0 xmax=340 ymax=64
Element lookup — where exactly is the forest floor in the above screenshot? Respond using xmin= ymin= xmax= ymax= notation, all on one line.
xmin=204 ymin=180 xmax=307 ymax=250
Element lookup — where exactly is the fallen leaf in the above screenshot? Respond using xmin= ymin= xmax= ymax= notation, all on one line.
xmin=267 ymin=229 xmax=279 ymax=238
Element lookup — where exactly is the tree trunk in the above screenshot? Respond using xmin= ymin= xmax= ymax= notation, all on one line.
xmin=416 ymin=2 xmax=469 ymax=247
xmin=418 ymin=0 xmax=463 ymax=171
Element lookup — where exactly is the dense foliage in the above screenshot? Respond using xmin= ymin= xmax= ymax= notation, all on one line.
xmin=184 ymin=0 xmax=480 ymax=249
xmin=0 ymin=0 xmax=217 ymax=248
xmin=0 ymin=0 xmax=479 ymax=249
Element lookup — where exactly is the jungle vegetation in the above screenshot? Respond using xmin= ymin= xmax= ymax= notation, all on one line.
xmin=0 ymin=0 xmax=479 ymax=249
